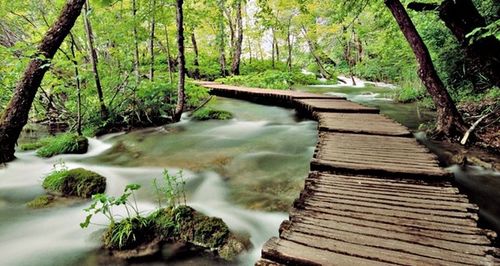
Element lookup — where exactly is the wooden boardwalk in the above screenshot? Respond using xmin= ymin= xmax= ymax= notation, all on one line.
xmin=196 ymin=81 xmax=499 ymax=265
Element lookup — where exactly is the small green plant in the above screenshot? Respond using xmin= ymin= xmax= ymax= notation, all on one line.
xmin=42 ymin=164 xmax=106 ymax=198
xmin=153 ymin=170 xmax=187 ymax=209
xmin=42 ymin=161 xmax=69 ymax=192
xmin=80 ymin=183 xmax=142 ymax=229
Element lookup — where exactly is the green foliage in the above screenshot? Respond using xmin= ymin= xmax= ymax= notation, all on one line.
xmin=36 ymin=134 xmax=88 ymax=158
xmin=216 ymin=70 xmax=318 ymax=90
xmin=393 ymin=80 xmax=426 ymax=103
xmin=103 ymin=216 xmax=152 ymax=249
xmin=192 ymin=108 xmax=233 ymax=121
xmin=19 ymin=140 xmax=49 ymax=151
xmin=43 ymin=166 xmax=106 ymax=198
xmin=152 ymin=170 xmax=187 ymax=209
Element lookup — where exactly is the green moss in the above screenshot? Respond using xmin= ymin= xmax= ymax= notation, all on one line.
xmin=192 ymin=108 xmax=233 ymax=121
xmin=19 ymin=140 xmax=48 ymax=151
xmin=43 ymin=168 xmax=106 ymax=198
xmin=26 ymin=195 xmax=54 ymax=209
xmin=36 ymin=134 xmax=88 ymax=158
xmin=103 ymin=217 xmax=153 ymax=250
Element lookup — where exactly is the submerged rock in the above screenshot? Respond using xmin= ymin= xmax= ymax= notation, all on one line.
xmin=192 ymin=108 xmax=233 ymax=121
xmin=26 ymin=195 xmax=54 ymax=208
xmin=43 ymin=168 xmax=107 ymax=198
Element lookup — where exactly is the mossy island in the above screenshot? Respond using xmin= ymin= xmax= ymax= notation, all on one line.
xmin=20 ymin=133 xmax=89 ymax=158
xmin=27 ymin=167 xmax=107 ymax=209
xmin=100 ymin=205 xmax=250 ymax=261
xmin=192 ymin=107 xmax=233 ymax=121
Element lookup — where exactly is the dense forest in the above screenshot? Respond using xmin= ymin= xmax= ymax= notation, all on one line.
xmin=1 ymin=0 xmax=499 ymax=163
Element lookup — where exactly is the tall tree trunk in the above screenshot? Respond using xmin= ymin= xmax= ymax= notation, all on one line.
xmin=230 ymin=0 xmax=243 ymax=75
xmin=247 ymin=37 xmax=252 ymax=64
xmin=217 ymin=0 xmax=227 ymax=77
xmin=271 ymin=27 xmax=276 ymax=68
xmin=385 ymin=0 xmax=467 ymax=138
xmin=0 ymin=0 xmax=86 ymax=163
xmin=83 ymin=1 xmax=108 ymax=120
xmin=164 ymin=24 xmax=174 ymax=84
xmin=132 ymin=0 xmax=140 ymax=82
xmin=70 ymin=33 xmax=82 ymax=136
xmin=408 ymin=0 xmax=500 ymax=88
xmin=149 ymin=0 xmax=156 ymax=81
xmin=191 ymin=32 xmax=200 ymax=79
xmin=173 ymin=0 xmax=185 ymax=122
xmin=286 ymin=18 xmax=292 ymax=72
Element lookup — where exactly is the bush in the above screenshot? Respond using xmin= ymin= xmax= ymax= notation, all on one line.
xmin=36 ymin=134 xmax=88 ymax=158
xmin=192 ymin=108 xmax=233 ymax=121
xmin=43 ymin=167 xmax=106 ymax=198
xmin=216 ymin=70 xmax=318 ymax=90
xmin=393 ymin=80 xmax=426 ymax=103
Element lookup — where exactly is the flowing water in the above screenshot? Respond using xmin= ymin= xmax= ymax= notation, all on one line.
xmin=0 ymin=98 xmax=317 ymax=265
xmin=1 ymin=80 xmax=499 ymax=266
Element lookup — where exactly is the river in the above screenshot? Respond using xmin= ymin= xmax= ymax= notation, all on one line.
xmin=0 ymin=81 xmax=498 ymax=265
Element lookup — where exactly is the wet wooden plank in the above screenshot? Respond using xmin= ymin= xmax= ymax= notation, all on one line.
xmin=316 ymin=112 xmax=412 ymax=137
xmin=296 ymin=98 xmax=380 ymax=114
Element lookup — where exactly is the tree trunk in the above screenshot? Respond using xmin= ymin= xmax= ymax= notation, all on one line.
xmin=191 ymin=32 xmax=200 ymax=79
xmin=164 ymin=24 xmax=174 ymax=84
xmin=132 ymin=0 xmax=140 ymax=82
xmin=408 ymin=0 xmax=500 ymax=88
xmin=0 ymin=0 xmax=86 ymax=163
xmin=230 ymin=0 xmax=243 ymax=75
xmin=271 ymin=27 xmax=276 ymax=68
xmin=217 ymin=0 xmax=227 ymax=77
xmin=173 ymin=0 xmax=185 ymax=122
xmin=70 ymin=33 xmax=82 ymax=136
xmin=385 ymin=0 xmax=467 ymax=138
xmin=83 ymin=1 xmax=108 ymax=120
xmin=286 ymin=19 xmax=292 ymax=72
xmin=149 ymin=0 xmax=156 ymax=81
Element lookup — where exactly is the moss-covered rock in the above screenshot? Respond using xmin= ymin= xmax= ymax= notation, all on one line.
xmin=192 ymin=108 xmax=233 ymax=121
xmin=103 ymin=205 xmax=249 ymax=261
xmin=43 ymin=168 xmax=106 ymax=198
xmin=36 ymin=134 xmax=88 ymax=158
xmin=26 ymin=195 xmax=54 ymax=208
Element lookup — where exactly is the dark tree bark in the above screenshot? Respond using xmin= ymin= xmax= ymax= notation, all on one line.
xmin=408 ymin=0 xmax=500 ymax=88
xmin=0 ymin=0 xmax=86 ymax=163
xmin=191 ymin=32 xmax=200 ymax=79
xmin=132 ymin=0 xmax=140 ymax=82
xmin=217 ymin=0 xmax=227 ymax=77
xmin=149 ymin=0 xmax=156 ymax=81
xmin=164 ymin=24 xmax=174 ymax=84
xmin=70 ymin=33 xmax=82 ymax=136
xmin=83 ymin=1 xmax=109 ymax=120
xmin=286 ymin=17 xmax=292 ymax=72
xmin=173 ymin=0 xmax=186 ymax=122
xmin=230 ymin=0 xmax=243 ymax=75
xmin=385 ymin=0 xmax=467 ymax=138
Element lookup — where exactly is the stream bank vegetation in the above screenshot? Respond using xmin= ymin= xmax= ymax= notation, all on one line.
xmin=80 ymin=170 xmax=250 ymax=261
xmin=0 ymin=0 xmax=498 ymax=164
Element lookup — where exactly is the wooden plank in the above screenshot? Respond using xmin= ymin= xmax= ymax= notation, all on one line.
xmin=261 ymin=237 xmax=391 ymax=266
xmin=281 ymin=228 xmax=492 ymax=265
xmin=291 ymin=217 xmax=492 ymax=256
xmin=290 ymin=210 xmax=492 ymax=245
xmin=296 ymin=98 xmax=380 ymax=113
xmin=316 ymin=112 xmax=412 ymax=137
